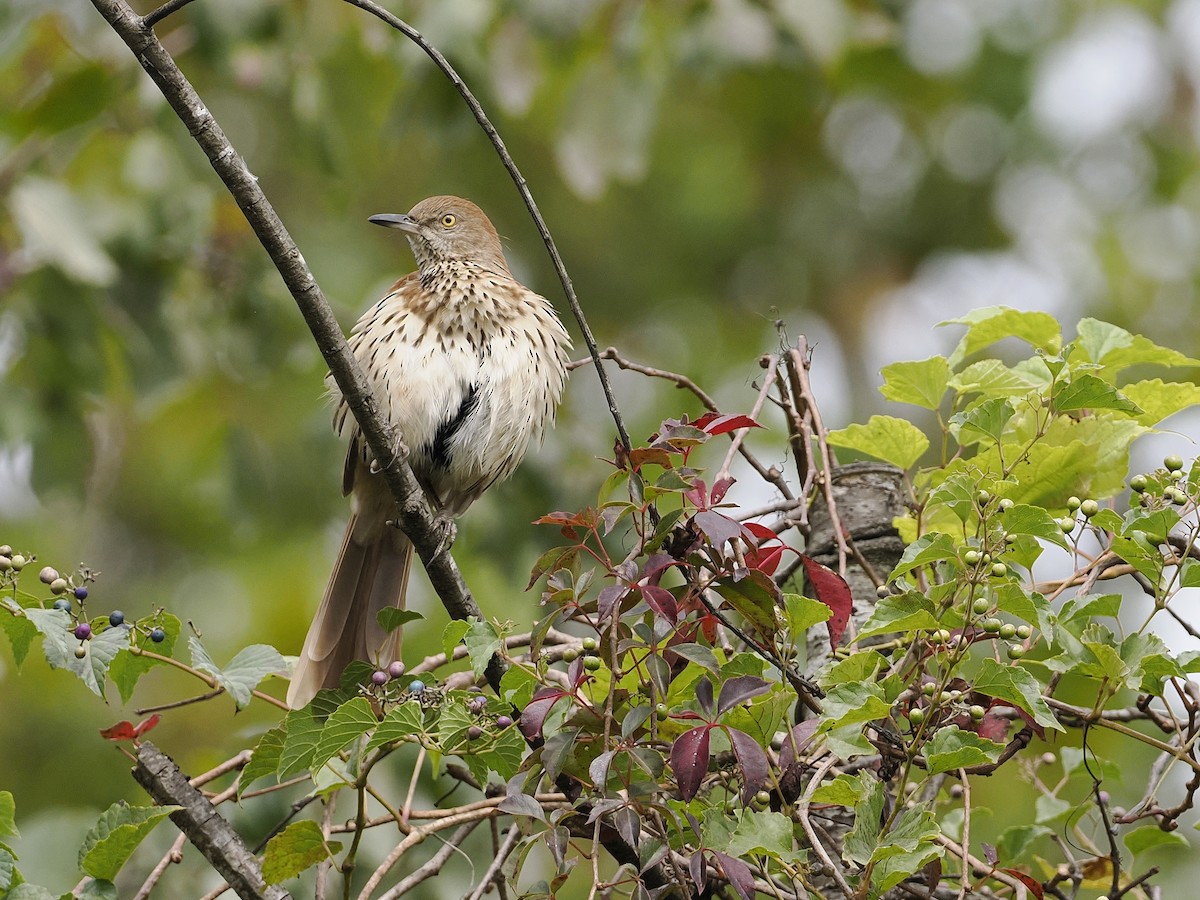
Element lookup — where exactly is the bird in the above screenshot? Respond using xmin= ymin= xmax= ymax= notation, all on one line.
xmin=287 ymin=196 xmax=572 ymax=709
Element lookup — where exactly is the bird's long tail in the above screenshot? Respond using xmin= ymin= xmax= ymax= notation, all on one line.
xmin=287 ymin=512 xmax=413 ymax=709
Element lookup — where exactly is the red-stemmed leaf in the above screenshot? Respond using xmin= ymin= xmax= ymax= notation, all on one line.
xmin=779 ymin=719 xmax=821 ymax=770
xmin=597 ymin=585 xmax=629 ymax=620
xmin=695 ymin=677 xmax=715 ymax=719
xmin=670 ymin=725 xmax=712 ymax=802
xmin=711 ymin=850 xmax=756 ymax=900
xmin=134 ymin=714 xmax=162 ymax=738
xmin=744 ymin=545 xmax=784 ymax=576
xmin=641 ymin=585 xmax=679 ymax=624
xmin=693 ymin=510 xmax=749 ymax=549
xmin=519 ymin=687 xmax=570 ymax=741
xmin=698 ymin=414 xmax=762 ymax=437
xmin=710 ymin=476 xmax=736 ymax=505
xmin=1001 ymin=869 xmax=1044 ymax=899
xmin=800 ymin=554 xmax=853 ymax=649
xmin=725 ymin=726 xmax=770 ymax=805
xmin=688 ymin=851 xmax=706 ymax=892
xmin=716 ymin=676 xmax=771 ymax=717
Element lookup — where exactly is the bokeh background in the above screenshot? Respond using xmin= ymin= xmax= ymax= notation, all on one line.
xmin=2 ymin=0 xmax=1200 ymax=895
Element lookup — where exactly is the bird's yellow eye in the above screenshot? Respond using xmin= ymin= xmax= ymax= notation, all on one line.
xmin=441 ymin=214 xmax=457 ymax=228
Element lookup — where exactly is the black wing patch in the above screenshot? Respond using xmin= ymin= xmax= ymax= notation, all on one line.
xmin=429 ymin=383 xmax=480 ymax=470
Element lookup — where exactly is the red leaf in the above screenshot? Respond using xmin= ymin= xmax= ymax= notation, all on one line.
xmin=519 ymin=687 xmax=569 ymax=741
xmin=977 ymin=708 xmax=1011 ymax=742
xmin=1001 ymin=869 xmax=1044 ymax=899
xmin=725 ymin=726 xmax=769 ymax=805
xmin=671 ymin=726 xmax=712 ymax=801
xmin=641 ymin=585 xmax=679 ymax=624
xmin=711 ymin=851 xmax=756 ymax=900
xmin=133 ymin=714 xmax=161 ymax=738
xmin=710 ymin=477 xmax=735 ymax=505
xmin=716 ymin=676 xmax=771 ymax=717
xmin=744 ymin=545 xmax=783 ymax=576
xmin=99 ymin=721 xmax=137 ymax=742
xmin=800 ymin=555 xmax=853 ymax=649
xmin=699 ymin=414 xmax=762 ymax=436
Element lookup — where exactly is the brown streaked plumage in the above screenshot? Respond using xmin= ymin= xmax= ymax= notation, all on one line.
xmin=287 ymin=196 xmax=571 ymax=709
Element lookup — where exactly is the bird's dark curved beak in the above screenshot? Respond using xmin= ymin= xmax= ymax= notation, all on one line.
xmin=368 ymin=213 xmax=419 ymax=234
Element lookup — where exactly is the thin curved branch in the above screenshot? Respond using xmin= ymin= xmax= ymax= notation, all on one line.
xmin=341 ymin=0 xmax=632 ymax=456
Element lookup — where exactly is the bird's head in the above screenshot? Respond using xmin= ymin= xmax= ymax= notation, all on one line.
xmin=369 ymin=196 xmax=509 ymax=274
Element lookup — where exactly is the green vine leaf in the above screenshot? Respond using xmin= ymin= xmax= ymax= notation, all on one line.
xmin=78 ymin=801 xmax=180 ymax=882
xmin=261 ymin=820 xmax=342 ymax=884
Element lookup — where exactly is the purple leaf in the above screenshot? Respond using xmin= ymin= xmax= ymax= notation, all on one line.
xmin=614 ymin=806 xmax=641 ymax=852
xmin=519 ymin=686 xmax=568 ymax=741
xmin=694 ymin=510 xmax=749 ymax=550
xmin=716 ymin=675 xmax=771 ymax=717
xmin=695 ymin=676 xmax=715 ymax=718
xmin=983 ymin=842 xmax=998 ymax=865
xmin=726 ymin=727 xmax=770 ymax=805
xmin=689 ymin=851 xmax=706 ymax=892
xmin=712 ymin=851 xmax=756 ymax=900
xmin=589 ymin=750 xmax=617 ymax=788
xmin=641 ymin=585 xmax=679 ymax=624
xmin=800 ymin=554 xmax=853 ymax=649
xmin=671 ymin=725 xmax=712 ymax=801
xmin=498 ymin=791 xmax=545 ymax=821
xmin=711 ymin=476 xmax=736 ymax=505
xmin=597 ymin=585 xmax=628 ymax=620
xmin=778 ymin=719 xmax=821 ymax=770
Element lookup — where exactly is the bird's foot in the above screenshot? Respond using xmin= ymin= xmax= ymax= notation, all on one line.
xmin=431 ymin=514 xmax=457 ymax=558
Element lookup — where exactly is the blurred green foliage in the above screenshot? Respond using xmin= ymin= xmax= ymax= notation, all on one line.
xmin=2 ymin=0 xmax=1199 ymax=895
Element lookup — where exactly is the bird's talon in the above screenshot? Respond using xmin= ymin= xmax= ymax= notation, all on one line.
xmin=433 ymin=516 xmax=457 ymax=557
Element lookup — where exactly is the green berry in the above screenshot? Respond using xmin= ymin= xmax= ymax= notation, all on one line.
xmin=10 ymin=554 xmax=26 ymax=571
xmin=583 ymin=656 xmax=602 ymax=672
xmin=581 ymin=637 xmax=598 ymax=652
xmin=1165 ymin=455 xmax=1184 ymax=472
xmin=561 ymin=647 xmax=579 ymax=663
xmin=1130 ymin=475 xmax=1147 ymax=493
xmin=998 ymin=498 xmax=1014 ymax=511
xmin=1007 ymin=644 xmax=1026 ymax=660
xmin=50 ymin=578 xmax=68 ymax=595
xmin=0 ymin=557 xmax=10 ymax=572
xmin=963 ymin=550 xmax=981 ymax=566
xmin=990 ymin=562 xmax=1007 ymax=578
xmin=907 ymin=707 xmax=926 ymax=725
xmin=949 ymin=690 xmax=963 ymax=702
xmin=939 ymin=692 xmax=953 ymax=705
xmin=972 ymin=598 xmax=989 ymax=615
xmin=921 ymin=682 xmax=937 ymax=696
xmin=1170 ymin=489 xmax=1188 ymax=505
xmin=755 ymin=790 xmax=771 ymax=806
xmin=976 ymin=490 xmax=991 ymax=505
xmin=876 ymin=584 xmax=890 ymax=599
xmin=969 ymin=705 xmax=986 ymax=721
xmin=1059 ymin=517 xmax=1076 ymax=533
xmin=0 ymin=545 xmax=10 ymax=557
xmin=999 ymin=624 xmax=1017 ymax=640
xmin=1066 ymin=496 xmax=1081 ymax=511
xmin=1003 ymin=532 xmax=1018 ymax=544
xmin=1016 ymin=624 xmax=1032 ymax=639
xmin=656 ymin=703 xmax=669 ymax=722
xmin=1080 ymin=499 xmax=1099 ymax=517
xmin=982 ymin=618 xmax=1002 ymax=634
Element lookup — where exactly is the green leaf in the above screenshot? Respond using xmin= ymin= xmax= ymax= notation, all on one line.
xmin=0 ymin=612 xmax=37 ymax=668
xmin=376 ymin=608 xmax=422 ymax=634
xmin=441 ymin=620 xmax=471 ymax=664
xmin=190 ymin=640 xmax=286 ymax=710
xmin=1118 ymin=379 xmax=1200 ymax=427
xmin=890 ymin=533 xmax=959 ymax=580
xmin=310 ymin=698 xmax=378 ymax=772
xmin=1053 ymin=374 xmax=1141 ymax=416
xmin=952 ymin=397 xmax=1014 ymax=446
xmin=871 ymin=843 xmax=941 ymax=894
xmin=926 ymin=473 xmax=977 ymax=523
xmin=844 ymin=772 xmax=886 ymax=864
xmin=476 ymin=723 xmax=527 ymax=782
xmin=782 ymin=593 xmax=831 ymax=633
xmin=999 ymin=504 xmax=1069 ymax=550
xmin=464 ymin=619 xmax=502 ymax=680
xmin=78 ymin=802 xmax=180 ymax=881
xmin=827 ymin=415 xmax=929 ymax=469
xmin=240 ymin=725 xmax=287 ymax=797
xmin=997 ymin=824 xmax=1052 ymax=861
xmin=712 ymin=570 xmax=779 ymax=637
xmin=1076 ymin=318 xmax=1200 ymax=377
xmin=944 ymin=307 xmax=1061 ymax=367
xmin=856 ymin=592 xmax=941 ymax=642
xmin=819 ymin=682 xmax=891 ymax=732
xmin=0 ymin=792 xmax=16 ymax=839
xmin=108 ymin=614 xmax=182 ymax=703
xmin=925 ymin=726 xmax=1004 ymax=774
xmin=261 ymin=820 xmax=342 ymax=884
xmin=811 ymin=773 xmax=863 ymax=806
xmin=5 ymin=885 xmax=57 ymax=900
xmin=0 ymin=846 xmax=14 ymax=892
xmin=24 ymin=609 xmax=130 ymax=697
xmin=366 ymin=701 xmax=424 ymax=751
xmin=1035 ymin=793 xmax=1071 ymax=825
xmin=77 ymin=880 xmax=118 ymax=900
xmin=1124 ymin=825 xmax=1188 ymax=856
xmin=278 ymin=705 xmax=324 ymax=778
xmin=879 ymin=356 xmax=950 ymax=409
xmin=499 ymin=663 xmax=538 ymax=711
xmin=973 ymin=658 xmax=1061 ymax=732
xmin=725 ymin=811 xmax=798 ymax=860
xmin=949 ymin=358 xmax=1049 ymax=397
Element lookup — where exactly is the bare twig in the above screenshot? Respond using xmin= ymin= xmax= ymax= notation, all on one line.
xmin=132 ymin=831 xmax=186 ymax=900
xmin=377 ymin=820 xmax=482 ymax=899
xmin=464 ymin=823 xmax=521 ymax=900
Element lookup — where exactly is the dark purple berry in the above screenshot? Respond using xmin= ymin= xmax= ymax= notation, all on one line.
xmin=52 ymin=598 xmax=72 ymax=613
xmin=74 ymin=623 xmax=92 ymax=641
xmin=74 ymin=587 xmax=89 ymax=601
xmin=387 ymin=660 xmax=405 ymax=679
xmin=467 ymin=725 xmax=483 ymax=741
xmin=371 ymin=670 xmax=389 ymax=686
xmin=149 ymin=627 xmax=166 ymax=643
xmin=108 ymin=610 xmax=124 ymax=627
xmin=468 ymin=696 xmax=487 ymax=714
xmin=496 ymin=715 xmax=513 ymax=729
xmin=408 ymin=679 xmax=426 ymax=693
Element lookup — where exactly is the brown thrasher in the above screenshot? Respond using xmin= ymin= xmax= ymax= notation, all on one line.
xmin=287 ymin=196 xmax=571 ymax=709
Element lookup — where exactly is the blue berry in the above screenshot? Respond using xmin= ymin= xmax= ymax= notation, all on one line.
xmin=52 ymin=598 xmax=72 ymax=613
xmin=108 ymin=610 xmax=125 ymax=627
xmin=74 ymin=623 xmax=92 ymax=641
xmin=149 ymin=627 xmax=166 ymax=643
xmin=371 ymin=670 xmax=389 ymax=686
xmin=74 ymin=586 xmax=89 ymax=601
xmin=408 ymin=679 xmax=426 ymax=693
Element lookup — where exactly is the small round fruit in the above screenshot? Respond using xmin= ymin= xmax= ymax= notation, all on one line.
xmin=74 ymin=586 xmax=89 ymax=601
xmin=467 ymin=725 xmax=483 ymax=741
xmin=907 ymin=707 xmax=926 ymax=725
xmin=972 ymin=598 xmax=989 ymax=615
xmin=1007 ymin=644 xmax=1026 ymax=660
xmin=990 ymin=562 xmax=1007 ymax=578
xmin=581 ymin=637 xmax=598 ymax=652
xmin=0 ymin=557 xmax=10 ymax=572
xmin=371 ymin=670 xmax=389 ymax=686
xmin=1016 ymin=624 xmax=1032 ymax=639
xmin=937 ymin=629 xmax=952 ymax=644
xmin=982 ymin=618 xmax=1002 ymax=634
xmin=1172 ymin=469 xmax=1186 ymax=481
xmin=467 ymin=696 xmax=487 ymax=714
xmin=1003 ymin=532 xmax=1018 ymax=544
xmin=52 ymin=598 xmax=71 ymax=612
xmin=999 ymin=624 xmax=1017 ymax=640
xmin=74 ymin=623 xmax=92 ymax=641
xmin=876 ymin=584 xmax=890 ymax=599
xmin=1165 ymin=454 xmax=1184 ymax=472
xmin=583 ymin=656 xmax=602 ymax=672
xmin=38 ymin=566 xmax=59 ymax=584
xmin=998 ymin=498 xmax=1014 ymax=511
xmin=10 ymin=554 xmax=26 ymax=571
xmin=1058 ymin=517 xmax=1076 ymax=533
xmin=0 ymin=545 xmax=10 ymax=557
xmin=105 ymin=610 xmax=123 ymax=627
xmin=387 ymin=661 xmax=406 ymax=679
xmin=1170 ymin=489 xmax=1188 ymax=505
xmin=656 ymin=703 xmax=669 ymax=722
xmin=1041 ymin=752 xmax=1056 ymax=765
xmin=949 ymin=690 xmax=963 ymax=702
xmin=408 ymin=679 xmax=426 ymax=693
xmin=149 ymin=627 xmax=166 ymax=643
xmin=1080 ymin=499 xmax=1099 ymax=517
xmin=1066 ymin=496 xmax=1081 ymax=511
xmin=50 ymin=578 xmax=68 ymax=595
xmin=496 ymin=715 xmax=513 ymax=728
xmin=969 ymin=705 xmax=986 ymax=721
xmin=754 ymin=790 xmax=771 ymax=806
xmin=949 ymin=784 xmax=964 ymax=799
xmin=561 ymin=647 xmax=579 ymax=663
xmin=1130 ymin=474 xmax=1148 ymax=493
xmin=976 ymin=490 xmax=991 ymax=505
xmin=963 ymin=550 xmax=981 ymax=566
xmin=922 ymin=682 xmax=937 ymax=696
xmin=74 ymin=645 xmax=88 ymax=659
xmin=939 ymin=692 xmax=953 ymax=705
